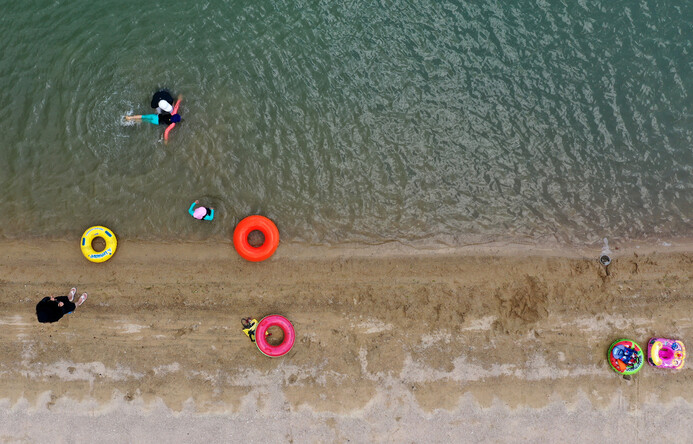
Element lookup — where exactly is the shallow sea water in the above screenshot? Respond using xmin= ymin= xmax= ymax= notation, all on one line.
xmin=0 ymin=0 xmax=691 ymax=245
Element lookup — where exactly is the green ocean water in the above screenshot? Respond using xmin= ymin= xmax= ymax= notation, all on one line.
xmin=0 ymin=0 xmax=691 ymax=245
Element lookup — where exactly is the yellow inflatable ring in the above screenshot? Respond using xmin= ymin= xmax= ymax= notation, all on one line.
xmin=81 ymin=226 xmax=117 ymax=263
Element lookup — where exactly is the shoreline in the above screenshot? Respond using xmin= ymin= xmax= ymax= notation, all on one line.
xmin=1 ymin=239 xmax=692 ymax=441
xmin=2 ymin=233 xmax=693 ymax=259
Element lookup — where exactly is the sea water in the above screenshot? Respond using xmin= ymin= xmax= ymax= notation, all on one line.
xmin=0 ymin=0 xmax=691 ymax=245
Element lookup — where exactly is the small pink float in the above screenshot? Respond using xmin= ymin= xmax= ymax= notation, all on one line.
xmin=647 ymin=338 xmax=685 ymax=370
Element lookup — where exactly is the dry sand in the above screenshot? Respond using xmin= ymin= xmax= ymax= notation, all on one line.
xmin=0 ymin=239 xmax=692 ymax=443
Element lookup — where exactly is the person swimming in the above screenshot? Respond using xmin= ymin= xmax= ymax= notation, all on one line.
xmin=125 ymin=113 xmax=181 ymax=125
xmin=189 ymin=200 xmax=214 ymax=221
xmin=125 ymin=91 xmax=182 ymax=126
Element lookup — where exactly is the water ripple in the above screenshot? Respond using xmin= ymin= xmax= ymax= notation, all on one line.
xmin=0 ymin=0 xmax=691 ymax=244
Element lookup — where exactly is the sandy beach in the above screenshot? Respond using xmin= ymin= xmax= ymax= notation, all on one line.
xmin=1 ymin=239 xmax=692 ymax=442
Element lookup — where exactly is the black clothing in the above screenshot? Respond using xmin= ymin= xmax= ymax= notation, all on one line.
xmin=36 ymin=296 xmax=75 ymax=323
xmin=158 ymin=113 xmax=174 ymax=125
xmin=151 ymin=90 xmax=174 ymax=109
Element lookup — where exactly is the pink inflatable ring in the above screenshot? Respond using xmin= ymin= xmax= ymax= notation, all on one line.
xmin=255 ymin=315 xmax=295 ymax=357
xmin=648 ymin=338 xmax=685 ymax=370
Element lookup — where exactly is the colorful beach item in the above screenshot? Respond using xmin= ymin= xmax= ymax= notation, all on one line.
xmin=80 ymin=226 xmax=117 ymax=263
xmin=163 ymin=97 xmax=182 ymax=142
xmin=254 ymin=315 xmax=295 ymax=357
xmin=233 ymin=215 xmax=280 ymax=262
xmin=242 ymin=318 xmax=259 ymax=342
xmin=608 ymin=339 xmax=644 ymax=375
xmin=648 ymin=338 xmax=685 ymax=370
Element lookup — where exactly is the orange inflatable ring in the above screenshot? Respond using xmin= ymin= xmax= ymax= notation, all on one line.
xmin=255 ymin=315 xmax=295 ymax=357
xmin=233 ymin=215 xmax=280 ymax=262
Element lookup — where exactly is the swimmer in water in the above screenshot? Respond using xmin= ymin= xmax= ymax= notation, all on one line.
xmin=189 ymin=200 xmax=214 ymax=221
xmin=125 ymin=113 xmax=181 ymax=125
xmin=125 ymin=91 xmax=182 ymax=125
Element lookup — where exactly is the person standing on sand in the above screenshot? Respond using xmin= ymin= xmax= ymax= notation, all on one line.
xmin=36 ymin=288 xmax=87 ymax=323
xmin=600 ymin=237 xmax=612 ymax=275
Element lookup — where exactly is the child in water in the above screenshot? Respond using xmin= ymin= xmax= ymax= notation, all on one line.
xmin=189 ymin=200 xmax=214 ymax=221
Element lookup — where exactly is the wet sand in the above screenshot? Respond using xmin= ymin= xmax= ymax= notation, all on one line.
xmin=0 ymin=239 xmax=692 ymax=442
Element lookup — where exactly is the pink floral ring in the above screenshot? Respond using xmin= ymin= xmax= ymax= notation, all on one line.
xmin=648 ymin=338 xmax=685 ymax=370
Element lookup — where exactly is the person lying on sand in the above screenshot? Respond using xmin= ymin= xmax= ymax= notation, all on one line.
xmin=36 ymin=288 xmax=87 ymax=323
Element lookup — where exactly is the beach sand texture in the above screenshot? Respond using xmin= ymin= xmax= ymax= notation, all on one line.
xmin=0 ymin=240 xmax=692 ymax=442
